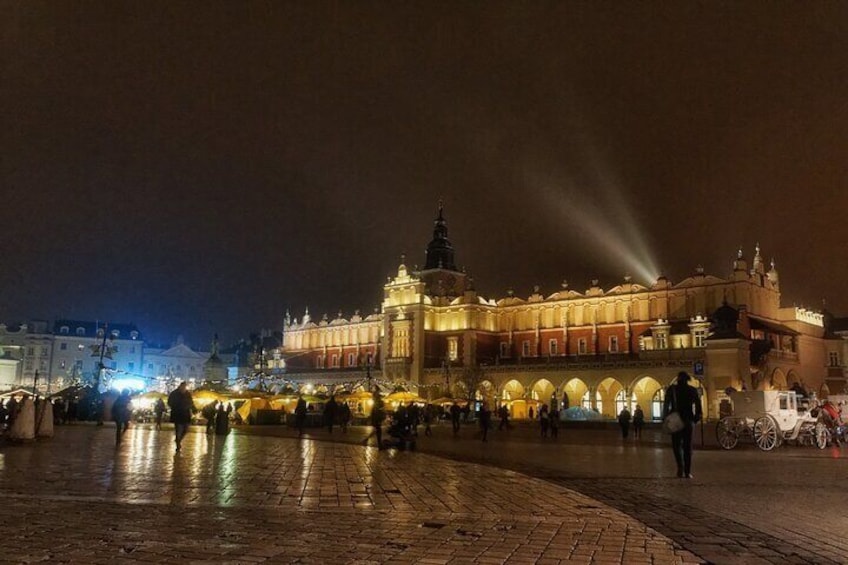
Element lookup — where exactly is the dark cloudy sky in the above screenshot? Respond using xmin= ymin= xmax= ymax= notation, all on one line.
xmin=3 ymin=2 xmax=847 ymax=347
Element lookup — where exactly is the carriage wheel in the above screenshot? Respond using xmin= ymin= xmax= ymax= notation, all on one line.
xmin=715 ymin=417 xmax=739 ymax=450
xmin=814 ymin=422 xmax=829 ymax=449
xmin=753 ymin=416 xmax=779 ymax=451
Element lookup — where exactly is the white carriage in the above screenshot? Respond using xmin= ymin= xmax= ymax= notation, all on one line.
xmin=715 ymin=390 xmax=828 ymax=451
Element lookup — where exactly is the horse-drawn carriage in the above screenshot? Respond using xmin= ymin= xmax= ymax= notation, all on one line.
xmin=716 ymin=390 xmax=829 ymax=451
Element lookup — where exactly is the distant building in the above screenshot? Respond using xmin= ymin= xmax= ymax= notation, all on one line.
xmin=0 ymin=319 xmax=234 ymax=393
xmin=279 ymin=205 xmax=847 ymax=420
xmin=50 ymin=320 xmax=143 ymax=391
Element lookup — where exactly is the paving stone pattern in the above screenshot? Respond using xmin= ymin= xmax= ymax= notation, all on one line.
xmin=0 ymin=426 xmax=699 ymax=564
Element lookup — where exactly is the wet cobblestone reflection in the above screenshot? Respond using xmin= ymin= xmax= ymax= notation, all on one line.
xmin=0 ymin=426 xmax=700 ymax=564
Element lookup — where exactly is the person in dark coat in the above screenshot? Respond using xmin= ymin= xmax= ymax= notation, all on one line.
xmin=618 ymin=406 xmax=632 ymax=439
xmin=450 ymin=402 xmax=461 ymax=435
xmin=370 ymin=389 xmax=386 ymax=449
xmin=294 ymin=394 xmax=307 ymax=436
xmin=112 ymin=389 xmax=132 ymax=445
xmin=339 ymin=402 xmax=351 ymax=433
xmin=167 ymin=382 xmax=195 ymax=452
xmin=215 ymin=402 xmax=231 ymax=435
xmin=539 ymin=404 xmax=550 ymax=438
xmin=549 ymin=407 xmax=559 ymax=438
xmin=202 ymin=401 xmax=218 ymax=434
xmin=478 ymin=402 xmax=492 ymax=442
xmin=664 ymin=371 xmax=703 ymax=478
xmin=154 ymin=398 xmax=166 ymax=430
xmin=632 ymin=405 xmax=645 ymax=439
xmin=324 ymin=396 xmax=338 ymax=433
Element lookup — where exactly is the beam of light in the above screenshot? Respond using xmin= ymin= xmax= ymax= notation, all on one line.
xmin=534 ymin=149 xmax=661 ymax=285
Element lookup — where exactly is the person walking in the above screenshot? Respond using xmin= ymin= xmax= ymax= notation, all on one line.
xmin=324 ymin=395 xmax=338 ymax=434
xmin=478 ymin=402 xmax=491 ymax=442
xmin=167 ymin=382 xmax=195 ymax=452
xmin=294 ymin=394 xmax=307 ymax=436
xmin=450 ymin=402 xmax=461 ymax=435
xmin=370 ymin=389 xmax=386 ymax=449
xmin=664 ymin=371 xmax=703 ymax=478
xmin=539 ymin=404 xmax=549 ymax=438
xmin=202 ymin=401 xmax=217 ymax=434
xmin=632 ymin=404 xmax=645 ymax=439
xmin=498 ymin=404 xmax=510 ymax=430
xmin=154 ymin=398 xmax=166 ymax=430
xmin=618 ymin=406 xmax=632 ymax=439
xmin=112 ymin=389 xmax=132 ymax=445
xmin=215 ymin=402 xmax=231 ymax=436
xmin=339 ymin=402 xmax=351 ymax=433
xmin=549 ymin=407 xmax=559 ymax=438
xmin=423 ymin=403 xmax=434 ymax=437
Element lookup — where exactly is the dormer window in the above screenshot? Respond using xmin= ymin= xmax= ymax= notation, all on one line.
xmin=111 ymin=330 xmax=120 ymax=339
xmin=130 ymin=331 xmax=139 ymax=340
xmin=60 ymin=326 xmax=69 ymax=335
xmin=76 ymin=327 xmax=85 ymax=336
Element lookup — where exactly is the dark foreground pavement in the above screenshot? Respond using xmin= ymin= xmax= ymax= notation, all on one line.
xmin=2 ymin=421 xmax=847 ymax=564
xmin=0 ymin=425 xmax=698 ymax=564
xmin=239 ymin=421 xmax=848 ymax=565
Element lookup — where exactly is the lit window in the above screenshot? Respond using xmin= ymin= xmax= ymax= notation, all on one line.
xmin=694 ymin=329 xmax=707 ymax=348
xmin=609 ymin=336 xmax=619 ymax=353
xmin=447 ymin=337 xmax=459 ymax=361
xmin=499 ymin=342 xmax=510 ymax=358
xmin=829 ymin=351 xmax=840 ymax=367
xmin=549 ymin=339 xmax=558 ymax=356
xmin=656 ymin=333 xmax=667 ymax=349
xmin=522 ymin=341 xmax=530 ymax=357
xmin=60 ymin=343 xmax=67 ymax=351
xmin=348 ymin=353 xmax=355 ymax=366
xmin=577 ymin=338 xmax=587 ymax=355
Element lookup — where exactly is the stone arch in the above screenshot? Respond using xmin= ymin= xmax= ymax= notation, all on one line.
xmin=596 ymin=377 xmax=625 ymax=418
xmin=770 ymin=368 xmax=787 ymax=391
xmin=562 ymin=378 xmax=588 ymax=411
xmin=530 ymin=378 xmax=557 ymax=409
xmin=630 ymin=376 xmax=664 ymax=421
xmin=500 ymin=379 xmax=529 ymax=418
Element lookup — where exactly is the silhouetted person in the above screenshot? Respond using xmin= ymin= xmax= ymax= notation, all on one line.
xmin=664 ymin=371 xmax=703 ymax=478
xmin=324 ymin=396 xmax=338 ymax=433
xmin=154 ymin=398 xmax=166 ymax=430
xmin=370 ymin=390 xmax=386 ymax=449
xmin=294 ymin=394 xmax=307 ymax=436
xmin=498 ymin=405 xmax=510 ymax=430
xmin=215 ymin=402 xmax=231 ymax=435
xmin=112 ymin=388 xmax=132 ymax=445
xmin=168 ymin=382 xmax=194 ymax=452
xmin=423 ymin=403 xmax=434 ymax=436
xmin=478 ymin=402 xmax=491 ymax=442
xmin=632 ymin=405 xmax=645 ymax=439
xmin=408 ymin=402 xmax=420 ymax=436
xmin=618 ymin=406 xmax=631 ymax=439
xmin=528 ymin=405 xmax=534 ymax=422
xmin=202 ymin=401 xmax=217 ymax=433
xmin=450 ymin=402 xmax=461 ymax=435
xmin=539 ymin=404 xmax=549 ymax=438
xmin=339 ymin=402 xmax=351 ymax=433
xmin=549 ymin=407 xmax=559 ymax=438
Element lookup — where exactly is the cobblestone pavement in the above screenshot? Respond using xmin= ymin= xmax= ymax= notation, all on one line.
xmin=238 ymin=422 xmax=848 ymax=565
xmin=0 ymin=426 xmax=700 ymax=564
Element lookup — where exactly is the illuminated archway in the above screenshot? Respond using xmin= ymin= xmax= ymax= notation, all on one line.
xmin=596 ymin=377 xmax=624 ymax=418
xmin=631 ymin=376 xmax=664 ymax=420
xmin=530 ymin=378 xmax=556 ymax=409
xmin=562 ymin=378 xmax=588 ymax=410
xmin=501 ymin=379 xmax=528 ymax=418
xmin=770 ymin=368 xmax=787 ymax=391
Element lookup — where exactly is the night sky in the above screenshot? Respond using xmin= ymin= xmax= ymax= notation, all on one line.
xmin=3 ymin=3 xmax=847 ymax=347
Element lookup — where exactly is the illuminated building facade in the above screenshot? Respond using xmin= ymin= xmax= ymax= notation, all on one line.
xmin=281 ymin=207 xmax=846 ymax=420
